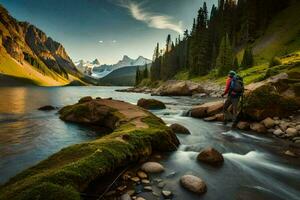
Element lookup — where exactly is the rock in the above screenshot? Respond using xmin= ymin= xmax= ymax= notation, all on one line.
xmin=152 ymin=80 xmax=205 ymax=96
xmin=141 ymin=179 xmax=150 ymax=184
xmin=38 ymin=105 xmax=56 ymax=111
xmin=131 ymin=177 xmax=140 ymax=183
xmin=180 ymin=175 xmax=207 ymax=194
xmin=137 ymin=171 xmax=148 ymax=179
xmin=273 ymin=129 xmax=284 ymax=136
xmin=243 ymin=74 xmax=300 ymax=121
xmin=296 ymin=125 xmax=300 ymax=131
xmin=127 ymin=190 xmax=135 ymax=196
xmin=117 ymin=185 xmax=127 ymax=192
xmin=279 ymin=122 xmax=289 ymax=131
xmin=284 ymin=150 xmax=296 ymax=157
xmin=162 ymin=190 xmax=172 ymax=198
xmin=121 ymin=193 xmax=131 ymax=200
xmin=204 ymin=113 xmax=225 ymax=122
xmin=144 ymin=186 xmax=152 ymax=191
xmin=286 ymin=128 xmax=298 ymax=137
xmin=78 ymin=96 xmax=93 ymax=103
xmin=197 ymin=147 xmax=224 ymax=166
xmin=141 ymin=162 xmax=165 ymax=173
xmin=190 ymin=101 xmax=224 ymax=118
xmin=292 ymin=137 xmax=300 ymax=141
xmin=295 ymin=140 xmax=300 ymax=144
xmin=137 ymin=98 xmax=166 ymax=110
xmin=250 ymin=123 xmax=267 ymax=133
xmin=237 ymin=121 xmax=250 ymax=130
xmin=157 ymin=181 xmax=166 ymax=188
xmin=262 ymin=117 xmax=276 ymax=128
xmin=136 ymin=197 xmax=145 ymax=200
xmin=170 ymin=123 xmax=191 ymax=134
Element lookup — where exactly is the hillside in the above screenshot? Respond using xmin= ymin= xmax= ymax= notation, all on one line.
xmin=141 ymin=0 xmax=300 ymax=87
xmin=99 ymin=65 xmax=148 ymax=86
xmin=0 ymin=5 xmax=85 ymax=86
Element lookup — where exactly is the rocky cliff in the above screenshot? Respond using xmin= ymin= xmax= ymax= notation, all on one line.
xmin=0 ymin=4 xmax=82 ymax=85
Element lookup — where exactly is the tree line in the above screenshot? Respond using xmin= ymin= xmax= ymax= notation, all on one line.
xmin=137 ymin=0 xmax=290 ymax=83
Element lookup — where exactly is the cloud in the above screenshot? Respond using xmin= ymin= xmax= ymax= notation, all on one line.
xmin=119 ymin=0 xmax=183 ymax=34
xmin=112 ymin=40 xmax=117 ymax=43
xmin=99 ymin=40 xmax=104 ymax=43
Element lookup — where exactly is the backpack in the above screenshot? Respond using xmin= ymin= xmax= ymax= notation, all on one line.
xmin=230 ymin=75 xmax=244 ymax=93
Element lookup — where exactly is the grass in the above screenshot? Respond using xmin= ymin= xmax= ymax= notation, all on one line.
xmin=0 ymin=101 xmax=179 ymax=200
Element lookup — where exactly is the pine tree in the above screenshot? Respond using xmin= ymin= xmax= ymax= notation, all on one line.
xmin=241 ymin=46 xmax=254 ymax=69
xmin=216 ymin=34 xmax=233 ymax=76
xmin=143 ymin=66 xmax=148 ymax=79
xmin=135 ymin=67 xmax=141 ymax=85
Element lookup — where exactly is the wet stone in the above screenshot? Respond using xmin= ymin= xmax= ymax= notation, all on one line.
xmin=162 ymin=190 xmax=173 ymax=198
xmin=144 ymin=186 xmax=153 ymax=191
xmin=158 ymin=182 xmax=166 ymax=189
xmin=141 ymin=179 xmax=150 ymax=184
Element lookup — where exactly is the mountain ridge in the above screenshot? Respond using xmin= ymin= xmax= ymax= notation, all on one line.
xmin=0 ymin=4 xmax=85 ymax=86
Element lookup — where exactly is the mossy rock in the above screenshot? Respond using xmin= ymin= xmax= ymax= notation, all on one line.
xmin=137 ymin=98 xmax=166 ymax=110
xmin=0 ymin=99 xmax=179 ymax=200
xmin=243 ymin=84 xmax=299 ymax=120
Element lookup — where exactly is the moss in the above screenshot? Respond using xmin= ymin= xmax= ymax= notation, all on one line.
xmin=0 ymin=103 xmax=178 ymax=200
xmin=243 ymin=84 xmax=299 ymax=120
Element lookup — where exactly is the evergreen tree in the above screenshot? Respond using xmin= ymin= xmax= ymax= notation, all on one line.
xmin=216 ymin=34 xmax=233 ymax=76
xmin=241 ymin=46 xmax=254 ymax=69
xmin=143 ymin=66 xmax=148 ymax=79
xmin=135 ymin=67 xmax=141 ymax=85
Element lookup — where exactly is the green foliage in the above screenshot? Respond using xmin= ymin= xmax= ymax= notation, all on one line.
xmin=216 ymin=34 xmax=234 ymax=76
xmin=269 ymin=56 xmax=282 ymax=67
xmin=241 ymin=47 xmax=254 ymax=69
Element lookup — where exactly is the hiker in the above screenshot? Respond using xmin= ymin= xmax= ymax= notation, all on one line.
xmin=221 ymin=70 xmax=244 ymax=125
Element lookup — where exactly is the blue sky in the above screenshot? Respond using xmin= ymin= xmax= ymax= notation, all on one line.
xmin=1 ymin=0 xmax=218 ymax=64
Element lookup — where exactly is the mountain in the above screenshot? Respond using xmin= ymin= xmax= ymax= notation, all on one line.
xmin=99 ymin=64 xmax=150 ymax=86
xmin=0 ymin=4 xmax=86 ymax=86
xmin=92 ymin=55 xmax=151 ymax=78
xmin=75 ymin=59 xmax=101 ymax=76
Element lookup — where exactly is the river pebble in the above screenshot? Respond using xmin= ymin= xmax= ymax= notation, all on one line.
xmin=141 ymin=162 xmax=165 ymax=173
xmin=180 ymin=175 xmax=207 ymax=194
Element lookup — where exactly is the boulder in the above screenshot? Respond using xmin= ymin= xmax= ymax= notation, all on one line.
xmin=180 ymin=175 xmax=207 ymax=194
xmin=279 ymin=122 xmax=289 ymax=131
xmin=137 ymin=98 xmax=166 ymax=110
xmin=286 ymin=128 xmax=298 ymax=137
xmin=197 ymin=147 xmax=224 ymax=166
xmin=243 ymin=73 xmax=300 ymax=121
xmin=262 ymin=117 xmax=276 ymax=128
xmin=237 ymin=121 xmax=250 ymax=130
xmin=190 ymin=101 xmax=224 ymax=118
xmin=170 ymin=123 xmax=191 ymax=134
xmin=78 ymin=96 xmax=93 ymax=103
xmin=141 ymin=162 xmax=164 ymax=173
xmin=296 ymin=125 xmax=300 ymax=131
xmin=152 ymin=81 xmax=205 ymax=96
xmin=250 ymin=123 xmax=267 ymax=133
xmin=38 ymin=105 xmax=56 ymax=111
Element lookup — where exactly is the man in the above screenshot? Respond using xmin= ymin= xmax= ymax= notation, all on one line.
xmin=221 ymin=70 xmax=243 ymax=126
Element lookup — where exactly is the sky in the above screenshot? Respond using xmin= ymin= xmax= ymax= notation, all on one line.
xmin=1 ymin=0 xmax=218 ymax=64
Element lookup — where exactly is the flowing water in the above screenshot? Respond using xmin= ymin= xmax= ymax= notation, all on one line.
xmin=0 ymin=86 xmax=299 ymax=199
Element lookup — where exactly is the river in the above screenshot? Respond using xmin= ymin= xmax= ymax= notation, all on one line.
xmin=0 ymin=86 xmax=299 ymax=200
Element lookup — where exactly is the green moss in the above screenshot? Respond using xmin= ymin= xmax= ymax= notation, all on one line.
xmin=243 ymin=84 xmax=299 ymax=120
xmin=0 ymin=105 xmax=178 ymax=200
